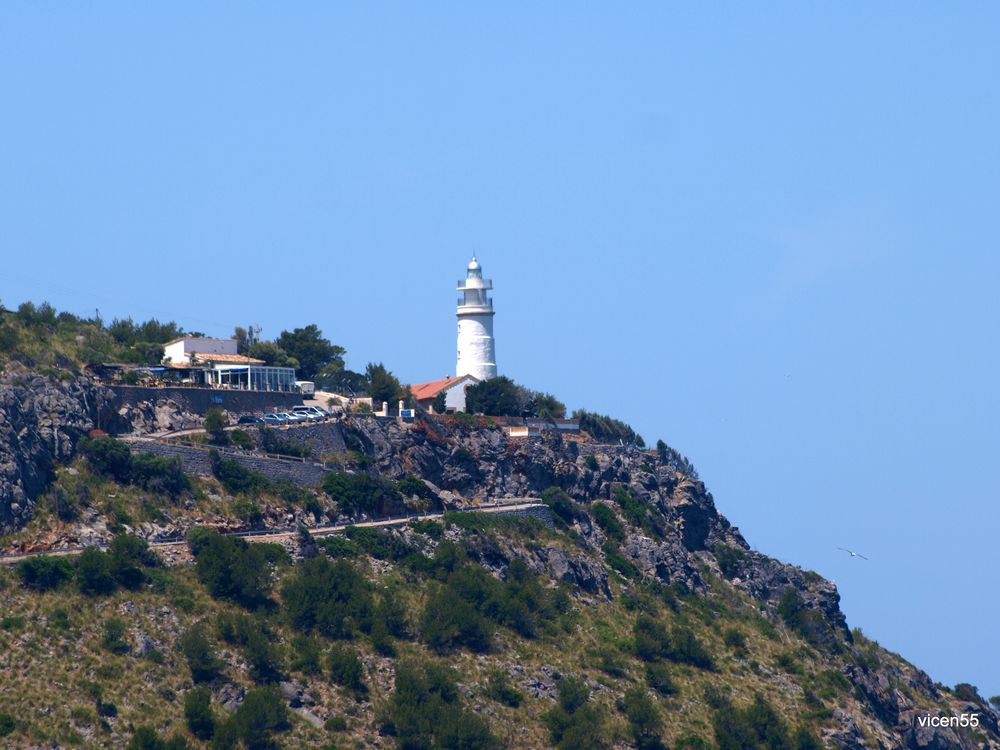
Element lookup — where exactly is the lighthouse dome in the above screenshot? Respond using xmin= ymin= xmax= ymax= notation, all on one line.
xmin=467 ymin=255 xmax=481 ymax=272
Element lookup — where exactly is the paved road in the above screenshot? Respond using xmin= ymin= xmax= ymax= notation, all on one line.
xmin=0 ymin=500 xmax=546 ymax=566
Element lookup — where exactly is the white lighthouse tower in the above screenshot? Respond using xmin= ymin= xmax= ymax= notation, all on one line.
xmin=456 ymin=255 xmax=497 ymax=381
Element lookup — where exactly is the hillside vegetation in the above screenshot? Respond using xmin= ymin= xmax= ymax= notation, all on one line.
xmin=0 ymin=305 xmax=997 ymax=749
xmin=2 ymin=420 xmax=998 ymax=749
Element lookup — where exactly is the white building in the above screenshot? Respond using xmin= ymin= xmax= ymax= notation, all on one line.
xmin=162 ymin=336 xmax=298 ymax=392
xmin=163 ymin=337 xmax=238 ymax=366
xmin=456 ymin=255 xmax=497 ymax=381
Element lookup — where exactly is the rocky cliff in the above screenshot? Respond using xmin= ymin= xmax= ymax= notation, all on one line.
xmin=0 ymin=370 xmax=203 ymax=531
xmin=341 ymin=415 xmax=998 ymax=750
xmin=1 ymin=377 xmax=997 ymax=749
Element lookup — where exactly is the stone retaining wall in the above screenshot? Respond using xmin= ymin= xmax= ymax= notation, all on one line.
xmin=127 ymin=440 xmax=331 ymax=486
xmin=251 ymin=422 xmax=347 ymax=458
xmin=109 ymin=385 xmax=302 ymax=417
xmin=492 ymin=504 xmax=554 ymax=528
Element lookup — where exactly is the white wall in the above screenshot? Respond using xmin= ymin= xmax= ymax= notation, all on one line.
xmin=444 ymin=380 xmax=470 ymax=411
xmin=163 ymin=338 xmax=237 ymax=364
xmin=456 ymin=315 xmax=497 ymax=381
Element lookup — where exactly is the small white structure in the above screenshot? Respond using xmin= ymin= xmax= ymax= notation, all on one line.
xmin=410 ymin=374 xmax=479 ymax=413
xmin=163 ymin=337 xmax=237 ymax=366
xmin=456 ymin=255 xmax=497 ymax=381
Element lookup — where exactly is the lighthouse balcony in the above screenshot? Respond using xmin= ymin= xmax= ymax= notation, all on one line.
xmin=456 ymin=279 xmax=493 ymax=291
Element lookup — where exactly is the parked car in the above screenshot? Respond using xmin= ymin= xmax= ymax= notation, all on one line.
xmin=262 ymin=413 xmax=288 ymax=424
xmin=292 ymin=405 xmax=327 ymax=421
xmin=238 ymin=414 xmax=263 ymax=424
xmin=280 ymin=411 xmax=306 ymax=423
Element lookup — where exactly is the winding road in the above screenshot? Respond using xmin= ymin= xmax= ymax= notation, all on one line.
xmin=0 ymin=500 xmax=547 ymax=566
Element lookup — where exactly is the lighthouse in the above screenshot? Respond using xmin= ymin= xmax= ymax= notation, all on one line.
xmin=456 ymin=255 xmax=497 ymax=381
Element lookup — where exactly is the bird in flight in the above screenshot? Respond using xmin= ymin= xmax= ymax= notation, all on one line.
xmin=837 ymin=547 xmax=868 ymax=560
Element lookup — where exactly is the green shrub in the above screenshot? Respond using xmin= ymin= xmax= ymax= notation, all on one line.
xmin=485 ymin=669 xmax=523 ymax=707
xmin=381 ymin=658 xmax=498 ymax=750
xmin=79 ymin=437 xmax=132 ymax=482
xmin=623 ymin=687 xmax=666 ymax=750
xmin=184 ymin=686 xmax=215 ymax=740
xmin=129 ymin=453 xmax=191 ymax=498
xmin=408 ymin=519 xmax=443 ymax=539
xmin=282 ymin=555 xmax=374 ymax=638
xmin=180 ymin=624 xmax=221 ymax=684
xmin=80 ymin=438 xmax=191 ymax=499
xmin=591 ymin=503 xmax=624 ymax=541
xmin=612 ymin=486 xmax=648 ymax=528
xmin=0 ymin=712 xmax=15 ymax=736
xmin=188 ymin=528 xmax=276 ymax=608
xmin=670 ymin=626 xmax=715 ymax=670
xmin=204 ymin=408 xmax=228 ymax=441
xmin=953 ymin=683 xmax=982 ymax=702
xmin=212 ymin=686 xmax=290 ymax=750
xmin=108 ymin=534 xmax=158 ymax=590
xmin=634 ymin=615 xmax=713 ymax=669
xmin=584 ymin=454 xmax=599 ymax=471
xmin=234 ymin=501 xmax=264 ymax=528
xmin=596 ymin=645 xmax=628 ymax=677
xmin=711 ymin=693 xmax=815 ymax=750
xmin=723 ymin=628 xmax=748 ymax=655
xmin=645 ymin=663 xmax=678 ymax=696
xmin=322 ymin=471 xmax=402 ymax=516
xmin=325 ymin=715 xmax=348 ymax=732
xmin=420 ymin=556 xmax=567 ymax=653
xmin=214 ymin=611 xmax=283 ymax=682
xmin=777 ymin=588 xmax=835 ymax=647
xmin=375 ymin=589 xmax=410 ymax=640
xmin=675 ymin=736 xmax=712 ymax=749
xmin=47 ymin=606 xmax=69 ymax=630
xmin=76 ymin=547 xmax=117 ymax=596
xmin=1 ymin=615 xmax=25 ymax=631
xmin=209 ymin=451 xmax=270 ymax=495
xmin=541 ymin=487 xmax=579 ymax=526
xmin=328 ymin=644 xmax=366 ymax=693
xmin=101 ymin=617 xmax=130 ymax=654
xmin=245 ymin=629 xmax=284 ymax=684
xmin=126 ymin=726 xmax=189 ymax=749
xmin=604 ymin=546 xmax=641 ymax=581
xmin=714 ymin=544 xmax=747 ymax=578
xmin=318 ymin=535 xmax=360 ymax=559
xmin=49 ymin=484 xmax=79 ymax=521
xmin=420 ymin=584 xmax=492 ymax=653
xmin=443 ymin=511 xmax=551 ymax=539
xmin=396 ymin=474 xmax=433 ymax=502
xmin=344 ymin=526 xmax=415 ymax=561
xmin=289 ymin=635 xmax=323 ymax=675
xmin=229 ymin=429 xmax=253 ymax=449
xmin=16 ymin=555 xmax=73 ymax=591
xmin=572 ymin=409 xmax=644 ymax=447
xmin=543 ymin=677 xmax=608 ymax=750
xmin=634 ymin=615 xmax=671 ymax=662
xmin=258 ymin=426 xmax=310 ymax=458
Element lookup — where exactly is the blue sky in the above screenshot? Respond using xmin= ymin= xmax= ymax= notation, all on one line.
xmin=2 ymin=4 xmax=998 ymax=697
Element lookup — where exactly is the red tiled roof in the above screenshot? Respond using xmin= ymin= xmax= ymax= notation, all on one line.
xmin=192 ymin=352 xmax=266 ymax=364
xmin=410 ymin=375 xmax=475 ymax=401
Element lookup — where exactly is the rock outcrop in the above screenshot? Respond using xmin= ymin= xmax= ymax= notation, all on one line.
xmin=0 ymin=368 xmax=118 ymax=530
